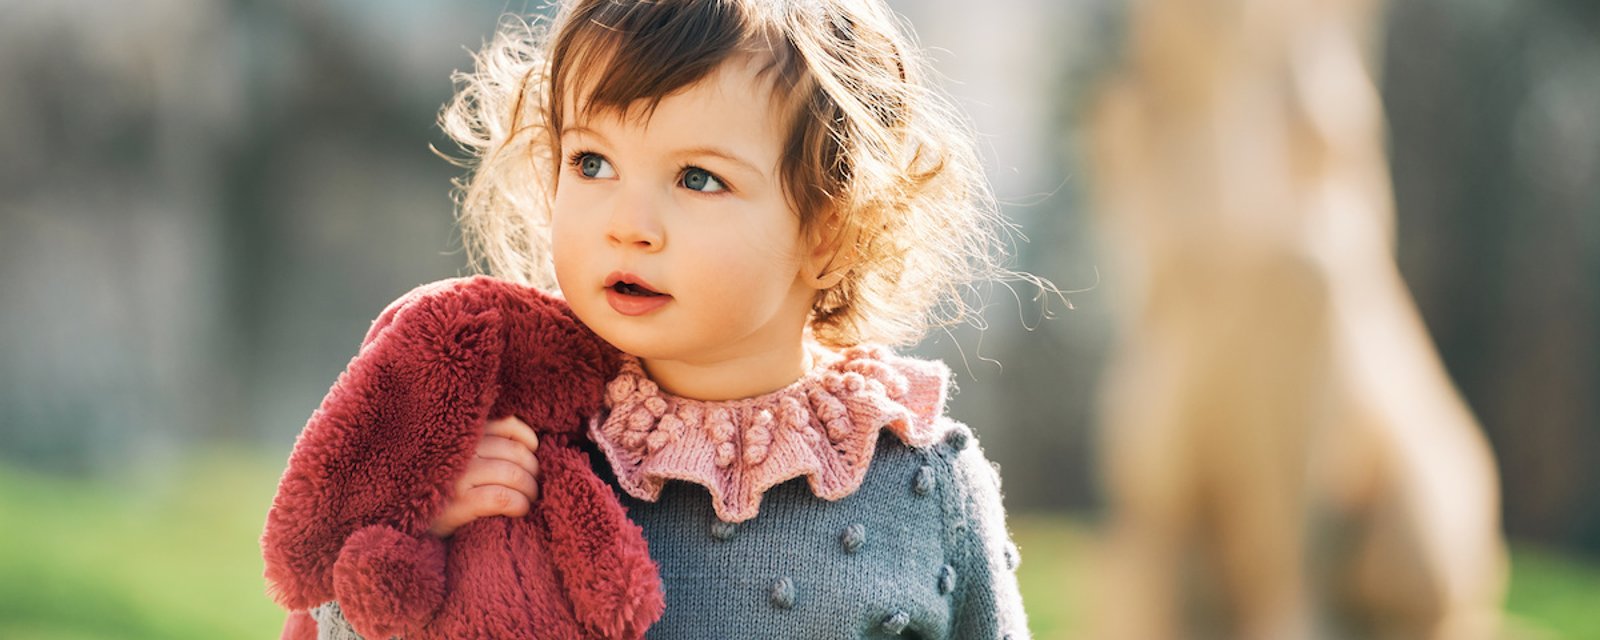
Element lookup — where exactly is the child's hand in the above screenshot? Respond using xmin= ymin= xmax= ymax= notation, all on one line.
xmin=428 ymin=416 xmax=541 ymax=538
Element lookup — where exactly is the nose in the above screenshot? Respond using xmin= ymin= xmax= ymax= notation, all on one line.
xmin=605 ymin=187 xmax=665 ymax=251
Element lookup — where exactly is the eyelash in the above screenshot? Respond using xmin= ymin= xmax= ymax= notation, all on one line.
xmin=564 ymin=149 xmax=732 ymax=194
xmin=564 ymin=149 xmax=599 ymax=177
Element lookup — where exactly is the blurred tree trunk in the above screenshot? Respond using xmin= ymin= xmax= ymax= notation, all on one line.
xmin=1381 ymin=0 xmax=1600 ymax=551
xmin=1087 ymin=0 xmax=1506 ymax=638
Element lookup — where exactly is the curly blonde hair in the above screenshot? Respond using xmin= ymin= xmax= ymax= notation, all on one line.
xmin=439 ymin=0 xmax=1015 ymax=347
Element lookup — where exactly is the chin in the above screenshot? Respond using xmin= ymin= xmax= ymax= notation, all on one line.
xmin=593 ymin=330 xmax=647 ymax=358
xmin=579 ymin=316 xmax=672 ymax=360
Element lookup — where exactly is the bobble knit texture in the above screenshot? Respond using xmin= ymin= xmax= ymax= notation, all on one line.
xmin=595 ymin=348 xmax=1029 ymax=638
xmin=596 ymin=426 xmax=1031 ymax=638
xmin=300 ymin=278 xmax=1031 ymax=639
xmin=592 ymin=345 xmax=954 ymax=523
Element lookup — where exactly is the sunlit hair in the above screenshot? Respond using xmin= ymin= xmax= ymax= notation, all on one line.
xmin=439 ymin=0 xmax=1020 ymax=347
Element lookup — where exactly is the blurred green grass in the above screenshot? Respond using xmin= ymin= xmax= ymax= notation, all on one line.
xmin=0 ymin=450 xmax=287 ymax=639
xmin=0 ymin=452 xmax=1596 ymax=639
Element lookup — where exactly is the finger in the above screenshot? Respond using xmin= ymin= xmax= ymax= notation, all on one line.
xmin=429 ymin=505 xmax=469 ymax=538
xmin=484 ymin=416 xmax=539 ymax=454
xmin=462 ymin=459 xmax=538 ymax=501
xmin=477 ymin=435 xmax=539 ymax=477
xmin=463 ymin=484 xmax=532 ymax=519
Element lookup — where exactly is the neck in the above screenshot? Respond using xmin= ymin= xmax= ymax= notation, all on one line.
xmin=641 ymin=342 xmax=814 ymax=402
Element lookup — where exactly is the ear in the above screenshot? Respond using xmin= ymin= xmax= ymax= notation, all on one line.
xmin=802 ymin=212 xmax=860 ymax=291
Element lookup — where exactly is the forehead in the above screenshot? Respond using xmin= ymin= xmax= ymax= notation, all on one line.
xmin=563 ymin=55 xmax=789 ymax=175
xmin=556 ymin=26 xmax=794 ymax=125
xmin=563 ymin=52 xmax=785 ymax=126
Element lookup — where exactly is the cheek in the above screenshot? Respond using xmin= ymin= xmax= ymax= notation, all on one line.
xmin=685 ymin=222 xmax=804 ymax=300
xmin=549 ymin=194 xmax=593 ymax=288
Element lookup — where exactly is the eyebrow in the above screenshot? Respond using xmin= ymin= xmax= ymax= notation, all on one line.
xmin=676 ymin=146 xmax=768 ymax=180
xmin=561 ymin=125 xmax=770 ymax=180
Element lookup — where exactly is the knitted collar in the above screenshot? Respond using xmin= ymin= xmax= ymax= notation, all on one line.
xmin=589 ymin=344 xmax=954 ymax=523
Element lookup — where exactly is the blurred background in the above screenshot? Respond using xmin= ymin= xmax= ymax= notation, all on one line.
xmin=1 ymin=0 xmax=1596 ymax=638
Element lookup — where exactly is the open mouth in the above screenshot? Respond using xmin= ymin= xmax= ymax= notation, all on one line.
xmin=604 ymin=273 xmax=671 ymax=316
xmin=611 ymin=281 xmax=665 ymax=297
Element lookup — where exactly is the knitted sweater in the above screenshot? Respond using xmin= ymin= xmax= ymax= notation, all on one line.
xmin=305 ymin=296 xmax=1030 ymax=638
xmin=591 ymin=346 xmax=1030 ymax=638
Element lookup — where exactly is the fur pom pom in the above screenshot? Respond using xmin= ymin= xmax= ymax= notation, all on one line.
xmin=332 ymin=525 xmax=448 ymax=639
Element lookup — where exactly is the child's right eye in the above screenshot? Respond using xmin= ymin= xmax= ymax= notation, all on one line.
xmin=571 ymin=152 xmax=616 ymax=179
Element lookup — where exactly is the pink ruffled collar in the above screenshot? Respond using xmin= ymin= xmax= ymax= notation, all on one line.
xmin=589 ymin=344 xmax=954 ymax=523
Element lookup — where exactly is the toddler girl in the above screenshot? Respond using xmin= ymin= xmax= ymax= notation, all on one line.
xmin=267 ymin=0 xmax=1031 ymax=637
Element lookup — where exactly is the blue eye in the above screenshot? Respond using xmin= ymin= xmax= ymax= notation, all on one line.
xmin=680 ymin=167 xmax=725 ymax=193
xmin=574 ymin=152 xmax=615 ymax=179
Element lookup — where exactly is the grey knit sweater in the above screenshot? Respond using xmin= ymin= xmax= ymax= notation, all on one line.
xmin=311 ymin=347 xmax=1030 ymax=639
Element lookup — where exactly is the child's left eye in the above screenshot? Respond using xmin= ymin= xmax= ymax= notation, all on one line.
xmin=680 ymin=167 xmax=726 ymax=193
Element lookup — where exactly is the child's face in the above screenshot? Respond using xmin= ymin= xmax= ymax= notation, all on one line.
xmin=551 ymin=54 xmax=821 ymax=370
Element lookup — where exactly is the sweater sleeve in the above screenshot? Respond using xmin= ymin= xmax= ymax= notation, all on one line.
xmin=943 ymin=423 xmax=1032 ymax=639
xmin=310 ymin=601 xmax=376 ymax=640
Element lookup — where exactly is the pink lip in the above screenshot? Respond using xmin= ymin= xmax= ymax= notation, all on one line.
xmin=603 ymin=271 xmax=671 ymax=316
xmin=606 ymin=288 xmax=671 ymax=316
